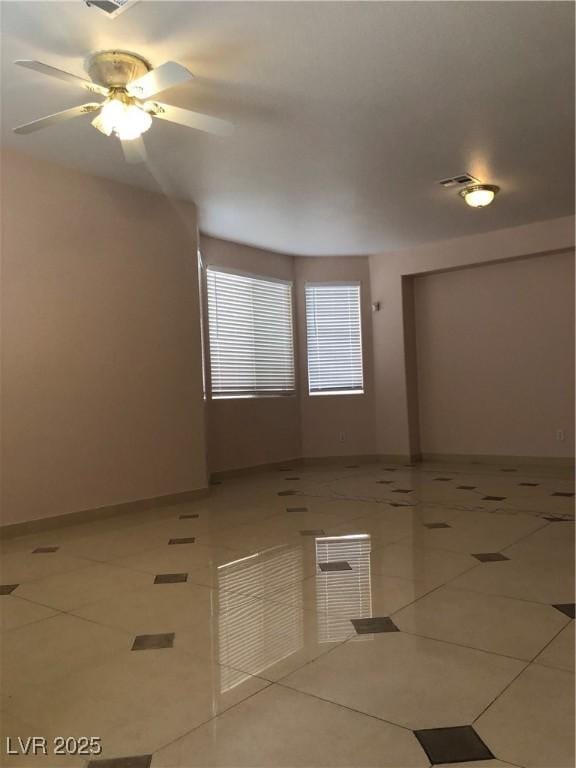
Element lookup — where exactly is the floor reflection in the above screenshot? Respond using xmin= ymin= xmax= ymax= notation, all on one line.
xmin=217 ymin=545 xmax=304 ymax=689
xmin=316 ymin=534 xmax=372 ymax=642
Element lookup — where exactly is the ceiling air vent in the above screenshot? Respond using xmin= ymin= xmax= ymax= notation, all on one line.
xmin=84 ymin=0 xmax=139 ymax=19
xmin=437 ymin=173 xmax=479 ymax=188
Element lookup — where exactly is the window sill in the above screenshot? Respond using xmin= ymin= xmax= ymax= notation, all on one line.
xmin=211 ymin=393 xmax=297 ymax=401
xmin=308 ymin=390 xmax=365 ymax=397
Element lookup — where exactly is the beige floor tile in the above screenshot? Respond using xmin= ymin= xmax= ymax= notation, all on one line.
xmin=282 ymin=631 xmax=525 ymax=729
xmin=55 ymin=527 xmax=175 ymax=562
xmin=14 ymin=652 xmax=267 ymax=761
xmin=0 ymin=709 xmax=79 ymax=768
xmin=449 ymin=557 xmax=575 ymax=605
xmin=111 ymin=542 xmax=243 ymax=576
xmin=476 ymin=664 xmax=575 ymax=768
xmin=72 ymin=580 xmax=219 ymax=655
xmin=436 ymin=762 xmax=519 ymax=768
xmin=152 ymin=685 xmax=428 ymax=767
xmin=0 ymin=595 xmax=58 ymax=632
xmin=324 ymin=512 xmax=421 ymax=549
xmin=4 ymin=614 xmax=267 ymax=760
xmin=504 ymin=521 xmax=575 ymax=564
xmin=369 ymin=541 xmax=478 ymax=589
xmin=14 ymin=563 xmax=153 ymax=612
xmin=534 ymin=622 xmax=575 ymax=672
xmin=410 ymin=503 xmax=466 ymax=524
xmin=1 ymin=613 xmax=130 ymax=700
xmin=394 ymin=586 xmax=569 ymax=660
xmin=0 ymin=551 xmax=94 ymax=584
xmin=405 ymin=510 xmax=547 ymax=555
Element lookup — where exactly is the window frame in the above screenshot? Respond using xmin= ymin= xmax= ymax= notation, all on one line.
xmin=304 ymin=280 xmax=365 ymax=397
xmin=205 ymin=264 xmax=297 ymax=400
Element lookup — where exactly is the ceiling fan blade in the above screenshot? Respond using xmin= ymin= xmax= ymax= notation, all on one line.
xmin=148 ymin=102 xmax=233 ymax=137
xmin=121 ymin=137 xmax=148 ymax=165
xmin=15 ymin=60 xmax=108 ymax=96
xmin=127 ymin=61 xmax=194 ymax=99
xmin=13 ymin=103 xmax=101 ymax=134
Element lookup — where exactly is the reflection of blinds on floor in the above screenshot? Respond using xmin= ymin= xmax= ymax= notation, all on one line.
xmin=217 ymin=546 xmax=304 ymax=691
xmin=315 ymin=535 xmax=372 ymax=642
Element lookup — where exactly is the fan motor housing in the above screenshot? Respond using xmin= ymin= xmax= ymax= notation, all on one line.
xmin=85 ymin=50 xmax=151 ymax=88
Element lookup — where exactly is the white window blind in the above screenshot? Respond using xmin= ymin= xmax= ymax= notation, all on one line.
xmin=305 ymin=283 xmax=364 ymax=395
xmin=207 ymin=267 xmax=295 ymax=398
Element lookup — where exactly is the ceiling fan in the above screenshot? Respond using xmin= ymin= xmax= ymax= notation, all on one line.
xmin=13 ymin=50 xmax=234 ymax=162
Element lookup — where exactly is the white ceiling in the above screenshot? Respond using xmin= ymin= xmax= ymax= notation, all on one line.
xmin=1 ymin=1 xmax=574 ymax=256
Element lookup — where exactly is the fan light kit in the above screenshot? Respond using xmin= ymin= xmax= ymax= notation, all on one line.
xmin=460 ymin=183 xmax=500 ymax=208
xmin=13 ymin=50 xmax=234 ymax=162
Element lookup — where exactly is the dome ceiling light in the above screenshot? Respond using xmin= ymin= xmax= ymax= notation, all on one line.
xmin=460 ymin=183 xmax=500 ymax=208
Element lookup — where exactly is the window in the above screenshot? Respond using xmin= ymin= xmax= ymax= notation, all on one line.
xmin=206 ymin=267 xmax=295 ymax=398
xmin=305 ymin=283 xmax=364 ymax=395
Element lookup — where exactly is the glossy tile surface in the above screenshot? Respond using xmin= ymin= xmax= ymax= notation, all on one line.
xmin=1 ymin=460 xmax=574 ymax=767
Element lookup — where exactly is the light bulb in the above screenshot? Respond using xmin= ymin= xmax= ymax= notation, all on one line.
xmin=92 ymin=97 xmax=152 ymax=141
xmin=460 ymin=184 xmax=500 ymax=208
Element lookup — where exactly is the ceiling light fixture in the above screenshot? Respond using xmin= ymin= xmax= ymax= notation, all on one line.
xmin=91 ymin=90 xmax=152 ymax=141
xmin=460 ymin=183 xmax=500 ymax=208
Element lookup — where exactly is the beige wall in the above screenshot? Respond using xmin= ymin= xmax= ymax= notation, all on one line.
xmin=295 ymin=256 xmax=376 ymax=458
xmin=369 ymin=216 xmax=576 ymax=458
xmin=413 ymin=251 xmax=575 ymax=458
xmin=1 ymin=150 xmax=207 ymax=526
xmin=200 ymin=236 xmax=301 ymax=472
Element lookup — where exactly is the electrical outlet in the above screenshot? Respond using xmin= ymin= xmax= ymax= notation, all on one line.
xmin=339 ymin=431 xmax=346 ymax=443
xmin=556 ymin=429 xmax=565 ymax=442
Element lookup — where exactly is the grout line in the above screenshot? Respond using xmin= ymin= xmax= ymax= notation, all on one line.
xmin=272 ymin=679 xmax=417 ymax=733
xmin=149 ymin=678 xmax=276 ymax=759
xmin=471 ymin=659 xmax=532 ymax=726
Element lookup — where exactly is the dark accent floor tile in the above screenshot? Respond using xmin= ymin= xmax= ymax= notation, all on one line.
xmin=131 ymin=633 xmax=175 ymax=651
xmin=472 ymin=552 xmax=510 ymax=562
xmin=425 ymin=523 xmax=451 ymax=529
xmin=168 ymin=537 xmax=195 ymax=545
xmin=154 ymin=573 xmax=188 ymax=584
xmin=519 ymin=482 xmax=539 ymax=487
xmin=286 ymin=506 xmax=308 ymax=513
xmin=390 ymin=502 xmax=416 ymax=508
xmin=351 ymin=616 xmax=399 ymax=634
xmin=552 ymin=603 xmax=575 ymax=619
xmin=285 ymin=476 xmax=300 ymax=480
xmin=552 ymin=492 xmax=574 ymax=497
xmin=393 ymin=489 xmax=413 ymax=494
xmin=278 ymin=490 xmax=297 ymax=496
xmin=87 ymin=755 xmax=152 ymax=768
xmin=404 ymin=464 xmax=416 ymax=467
xmin=414 ymin=725 xmax=494 ymax=765
xmin=32 ymin=546 xmax=59 ymax=554
xmin=300 ymin=529 xmax=325 ymax=536
xmin=482 ymin=495 xmax=506 ymax=501
xmin=377 ymin=480 xmax=394 ymax=484
xmin=457 ymin=485 xmax=476 ymax=490
xmin=179 ymin=513 xmax=199 ymax=519
xmin=501 ymin=468 xmax=517 ymax=472
xmin=433 ymin=478 xmax=451 ymax=481
xmin=318 ymin=561 xmax=352 ymax=572
xmin=0 ymin=584 xmax=19 ymax=595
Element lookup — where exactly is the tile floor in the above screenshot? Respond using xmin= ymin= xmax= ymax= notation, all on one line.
xmin=1 ymin=461 xmax=574 ymax=768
